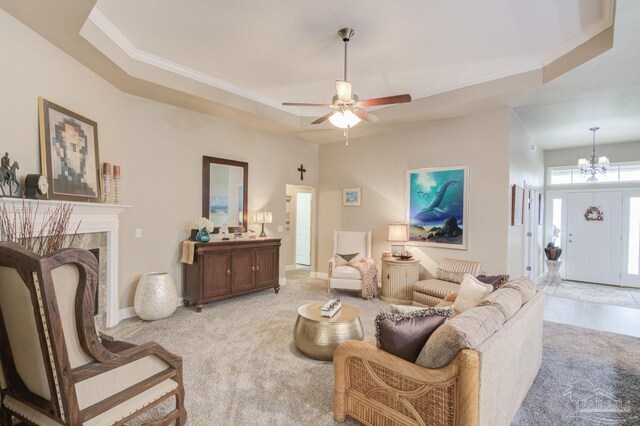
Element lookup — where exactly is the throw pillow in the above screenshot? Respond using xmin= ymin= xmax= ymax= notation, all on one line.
xmin=443 ymin=292 xmax=458 ymax=302
xmin=334 ymin=252 xmax=361 ymax=267
xmin=476 ymin=274 xmax=510 ymax=290
xmin=452 ymin=274 xmax=494 ymax=314
xmin=435 ymin=268 xmax=466 ymax=284
xmin=390 ymin=304 xmax=430 ymax=315
xmin=375 ymin=307 xmax=452 ymax=363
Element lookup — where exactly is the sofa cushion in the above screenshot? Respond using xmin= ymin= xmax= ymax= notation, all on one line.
xmin=414 ymin=279 xmax=460 ymax=299
xmin=415 ymin=305 xmax=505 ymax=369
xmin=375 ymin=307 xmax=452 ymax=363
xmin=502 ymin=277 xmax=536 ymax=305
xmin=479 ymin=288 xmax=521 ymax=321
xmin=436 ymin=268 xmax=466 ymax=284
xmin=332 ymin=265 xmax=362 ymax=280
xmin=452 ymin=274 xmax=493 ymax=314
xmin=476 ymin=274 xmax=510 ymax=290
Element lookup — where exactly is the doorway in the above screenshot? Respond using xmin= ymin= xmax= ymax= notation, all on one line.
xmin=566 ymin=191 xmax=622 ymax=285
xmin=523 ymin=183 xmax=540 ymax=280
xmin=285 ymin=184 xmax=315 ymax=280
xmin=296 ymin=192 xmax=312 ymax=266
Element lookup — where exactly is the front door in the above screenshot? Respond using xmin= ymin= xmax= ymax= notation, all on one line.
xmin=566 ymin=191 xmax=622 ymax=285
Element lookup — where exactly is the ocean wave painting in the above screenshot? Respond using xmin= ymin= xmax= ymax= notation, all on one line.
xmin=406 ymin=165 xmax=468 ymax=249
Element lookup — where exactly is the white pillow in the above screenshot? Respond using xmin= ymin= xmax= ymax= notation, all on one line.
xmin=452 ymin=274 xmax=494 ymax=313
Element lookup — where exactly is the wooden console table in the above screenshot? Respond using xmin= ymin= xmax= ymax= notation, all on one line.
xmin=183 ymin=238 xmax=281 ymax=312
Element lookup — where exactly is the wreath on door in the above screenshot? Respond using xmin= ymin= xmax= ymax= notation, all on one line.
xmin=584 ymin=206 xmax=604 ymax=221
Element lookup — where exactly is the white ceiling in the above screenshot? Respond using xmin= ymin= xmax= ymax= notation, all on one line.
xmin=91 ymin=0 xmax=610 ymax=120
xmin=5 ymin=0 xmax=627 ymax=148
xmin=511 ymin=0 xmax=640 ymax=149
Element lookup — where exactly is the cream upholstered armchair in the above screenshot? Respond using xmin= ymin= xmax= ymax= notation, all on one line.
xmin=0 ymin=242 xmax=186 ymax=425
xmin=328 ymin=231 xmax=371 ymax=291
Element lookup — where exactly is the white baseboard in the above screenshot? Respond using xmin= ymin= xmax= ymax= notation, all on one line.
xmin=314 ymin=272 xmax=328 ymax=280
xmin=285 ymin=265 xmax=296 ymax=271
xmin=119 ymin=298 xmax=185 ymax=322
xmin=119 ymin=307 xmax=136 ymax=321
xmin=279 ymin=277 xmax=287 ymax=286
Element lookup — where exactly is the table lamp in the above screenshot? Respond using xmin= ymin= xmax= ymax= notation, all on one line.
xmin=254 ymin=211 xmax=273 ymax=238
xmin=388 ymin=223 xmax=409 ymax=257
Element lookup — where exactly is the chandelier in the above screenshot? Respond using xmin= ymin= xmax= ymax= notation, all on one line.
xmin=578 ymin=127 xmax=609 ymax=182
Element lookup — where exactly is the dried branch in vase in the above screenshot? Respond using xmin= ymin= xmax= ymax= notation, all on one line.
xmin=0 ymin=200 xmax=81 ymax=255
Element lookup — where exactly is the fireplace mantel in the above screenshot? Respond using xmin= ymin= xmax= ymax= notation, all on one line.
xmin=1 ymin=198 xmax=130 ymax=327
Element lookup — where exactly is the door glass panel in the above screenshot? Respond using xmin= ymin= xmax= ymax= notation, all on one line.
xmin=552 ymin=198 xmax=562 ymax=245
xmin=629 ymin=197 xmax=640 ymax=275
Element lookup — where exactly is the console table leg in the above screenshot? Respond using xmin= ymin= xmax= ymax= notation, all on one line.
xmin=195 ymin=304 xmax=203 ymax=313
xmin=183 ymin=299 xmax=191 ymax=307
xmin=274 ymin=285 xmax=280 ymax=294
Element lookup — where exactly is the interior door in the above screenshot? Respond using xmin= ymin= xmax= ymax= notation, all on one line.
xmin=566 ymin=191 xmax=622 ymax=285
xmin=295 ymin=191 xmax=312 ymax=266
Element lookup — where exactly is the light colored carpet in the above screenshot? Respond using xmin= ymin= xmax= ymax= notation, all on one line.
xmin=540 ymin=279 xmax=640 ymax=309
xmin=108 ymin=274 xmax=640 ymax=425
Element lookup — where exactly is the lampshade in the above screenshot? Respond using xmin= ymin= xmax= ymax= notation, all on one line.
xmin=388 ymin=224 xmax=409 ymax=242
xmin=598 ymin=156 xmax=610 ymax=167
xmin=254 ymin=211 xmax=273 ymax=224
xmin=328 ymin=110 xmax=361 ymax=129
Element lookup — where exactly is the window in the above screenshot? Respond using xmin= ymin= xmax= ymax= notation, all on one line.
xmin=548 ymin=161 xmax=640 ymax=185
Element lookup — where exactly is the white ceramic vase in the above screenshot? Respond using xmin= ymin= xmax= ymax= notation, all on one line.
xmin=134 ymin=272 xmax=178 ymax=321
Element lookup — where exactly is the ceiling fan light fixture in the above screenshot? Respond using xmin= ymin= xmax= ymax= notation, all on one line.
xmin=328 ymin=110 xmax=361 ymax=128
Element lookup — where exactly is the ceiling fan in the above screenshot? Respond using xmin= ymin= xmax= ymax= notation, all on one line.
xmin=282 ymin=28 xmax=411 ymax=144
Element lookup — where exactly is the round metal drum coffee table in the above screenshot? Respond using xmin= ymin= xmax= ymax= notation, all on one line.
xmin=294 ymin=302 xmax=364 ymax=361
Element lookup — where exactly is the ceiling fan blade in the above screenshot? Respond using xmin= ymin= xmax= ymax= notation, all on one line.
xmin=311 ymin=111 xmax=335 ymax=125
xmin=353 ymin=109 xmax=381 ymax=123
xmin=282 ymin=102 xmax=332 ymax=107
xmin=359 ymin=94 xmax=412 ymax=107
xmin=336 ymin=80 xmax=352 ymax=102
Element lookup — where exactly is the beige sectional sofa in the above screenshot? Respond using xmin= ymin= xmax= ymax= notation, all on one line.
xmin=334 ymin=278 xmax=543 ymax=426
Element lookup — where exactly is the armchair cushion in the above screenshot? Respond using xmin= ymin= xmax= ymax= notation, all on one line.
xmin=435 ymin=268 xmax=466 ymax=284
xmin=331 ymin=265 xmax=362 ymax=280
xmin=375 ymin=307 xmax=452 ymax=362
xmin=414 ymin=279 xmax=460 ymax=300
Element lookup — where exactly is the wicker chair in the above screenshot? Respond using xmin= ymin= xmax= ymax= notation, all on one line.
xmin=0 ymin=242 xmax=186 ymax=425
xmin=333 ymin=341 xmax=479 ymax=426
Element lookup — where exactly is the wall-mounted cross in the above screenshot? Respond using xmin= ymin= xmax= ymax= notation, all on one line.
xmin=297 ymin=164 xmax=306 ymax=181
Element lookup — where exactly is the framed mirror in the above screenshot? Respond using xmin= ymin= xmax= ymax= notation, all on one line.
xmin=202 ymin=156 xmax=248 ymax=232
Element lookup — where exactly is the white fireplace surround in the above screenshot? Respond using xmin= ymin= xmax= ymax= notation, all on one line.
xmin=1 ymin=199 xmax=128 ymax=328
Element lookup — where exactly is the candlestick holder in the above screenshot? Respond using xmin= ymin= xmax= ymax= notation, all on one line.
xmin=103 ymin=175 xmax=111 ymax=203
xmin=114 ymin=176 xmax=121 ymax=204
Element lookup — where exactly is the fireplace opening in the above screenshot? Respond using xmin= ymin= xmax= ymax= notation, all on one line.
xmin=89 ymin=248 xmax=100 ymax=316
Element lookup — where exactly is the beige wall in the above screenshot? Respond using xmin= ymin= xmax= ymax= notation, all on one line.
xmin=317 ymin=109 xmax=512 ymax=278
xmin=508 ymin=112 xmax=545 ymax=279
xmin=1 ymin=10 xmax=318 ymax=310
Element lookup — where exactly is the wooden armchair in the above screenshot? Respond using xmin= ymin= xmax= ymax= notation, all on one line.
xmin=0 ymin=242 xmax=186 ymax=425
xmin=333 ymin=341 xmax=479 ymax=426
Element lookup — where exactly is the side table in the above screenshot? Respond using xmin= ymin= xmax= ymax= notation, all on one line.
xmin=544 ymin=260 xmax=562 ymax=285
xmin=381 ymin=257 xmax=420 ymax=304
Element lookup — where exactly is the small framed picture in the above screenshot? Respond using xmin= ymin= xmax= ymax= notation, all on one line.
xmin=342 ymin=187 xmax=361 ymax=207
xmin=38 ymin=97 xmax=101 ymax=202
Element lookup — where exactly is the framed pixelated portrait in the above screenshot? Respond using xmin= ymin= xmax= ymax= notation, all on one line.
xmin=38 ymin=97 xmax=101 ymax=202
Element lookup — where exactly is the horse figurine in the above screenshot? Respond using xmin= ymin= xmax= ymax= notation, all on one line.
xmin=0 ymin=161 xmax=19 ymax=196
